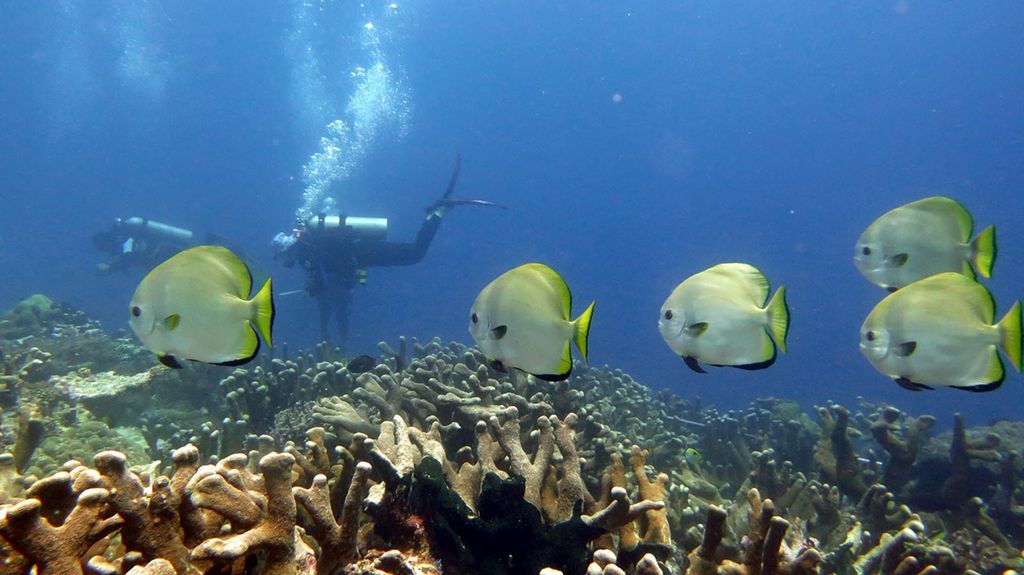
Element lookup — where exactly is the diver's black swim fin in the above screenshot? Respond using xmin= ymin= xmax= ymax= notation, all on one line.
xmin=439 ymin=198 xmax=506 ymax=209
xmin=443 ymin=154 xmax=461 ymax=199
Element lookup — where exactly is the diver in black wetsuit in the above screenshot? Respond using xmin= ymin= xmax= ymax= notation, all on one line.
xmin=92 ymin=217 xmax=198 ymax=274
xmin=273 ymin=156 xmax=499 ymax=347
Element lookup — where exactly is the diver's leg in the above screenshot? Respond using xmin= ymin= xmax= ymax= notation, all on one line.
xmin=317 ymin=296 xmax=332 ymax=344
xmin=335 ymin=287 xmax=353 ymax=354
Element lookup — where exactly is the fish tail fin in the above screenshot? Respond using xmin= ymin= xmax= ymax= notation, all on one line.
xmin=997 ymin=300 xmax=1021 ymax=372
xmin=765 ymin=285 xmax=790 ymax=353
xmin=572 ymin=301 xmax=596 ymax=362
xmin=970 ymin=224 xmax=997 ymax=278
xmin=251 ymin=277 xmax=275 ymax=347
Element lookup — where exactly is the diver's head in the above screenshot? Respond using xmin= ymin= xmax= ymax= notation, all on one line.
xmin=92 ymin=228 xmax=123 ymax=255
xmin=272 ymin=232 xmax=299 ymax=265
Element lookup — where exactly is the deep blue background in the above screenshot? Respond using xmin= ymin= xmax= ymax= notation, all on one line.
xmin=2 ymin=1 xmax=1022 ymax=426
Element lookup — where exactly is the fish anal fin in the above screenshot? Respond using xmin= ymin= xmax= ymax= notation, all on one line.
xmin=683 ymin=356 xmax=706 ymax=373
xmin=216 ymin=355 xmax=258 ymax=367
xmin=158 ymin=354 xmax=183 ymax=369
xmin=218 ymin=324 xmax=261 ymax=367
xmin=535 ymin=370 xmax=571 ymax=382
xmin=894 ymin=377 xmax=933 ymax=391
xmin=734 ymin=354 xmax=777 ymax=370
xmin=951 ymin=380 xmax=1004 ymax=393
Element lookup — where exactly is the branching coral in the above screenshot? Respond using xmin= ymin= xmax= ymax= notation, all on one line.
xmin=869 ymin=407 xmax=934 ymax=493
xmin=1 ymin=298 xmax=1022 ymax=575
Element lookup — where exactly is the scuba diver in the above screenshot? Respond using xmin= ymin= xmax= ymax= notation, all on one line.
xmin=273 ymin=156 xmax=500 ymax=347
xmin=92 ymin=217 xmax=198 ymax=274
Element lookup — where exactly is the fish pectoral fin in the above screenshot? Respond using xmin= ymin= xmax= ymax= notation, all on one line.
xmin=163 ymin=314 xmax=181 ymax=331
xmin=894 ymin=341 xmax=917 ymax=356
xmin=888 ymin=253 xmax=909 ymax=267
xmin=158 ymin=353 xmax=183 ymax=369
xmin=490 ymin=325 xmax=508 ymax=340
xmin=894 ymin=376 xmax=933 ymax=391
xmin=682 ymin=356 xmax=706 ymax=374
xmin=685 ymin=322 xmax=709 ymax=337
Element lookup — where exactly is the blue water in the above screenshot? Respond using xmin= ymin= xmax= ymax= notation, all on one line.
xmin=1 ymin=2 xmax=1022 ymax=426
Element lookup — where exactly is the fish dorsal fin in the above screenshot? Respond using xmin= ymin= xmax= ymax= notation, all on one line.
xmin=712 ymin=263 xmax=770 ymax=306
xmin=522 ymin=263 xmax=572 ymax=318
xmin=193 ymin=245 xmax=253 ymax=298
xmin=908 ymin=196 xmax=974 ymax=241
xmin=917 ymin=272 xmax=994 ymax=324
xmin=953 ymin=274 xmax=995 ymax=323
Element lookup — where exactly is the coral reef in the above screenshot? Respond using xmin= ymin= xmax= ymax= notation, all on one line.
xmin=0 ymin=298 xmax=1022 ymax=575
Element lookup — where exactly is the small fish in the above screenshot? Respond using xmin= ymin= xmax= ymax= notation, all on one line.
xmin=684 ymin=447 xmax=703 ymax=468
xmin=659 ymin=263 xmax=789 ymax=372
xmin=129 ymin=245 xmax=274 ymax=368
xmin=860 ymin=272 xmax=1021 ymax=391
xmin=854 ymin=196 xmax=996 ymax=290
xmin=346 ymin=354 xmax=376 ymax=374
xmin=469 ymin=263 xmax=595 ymax=381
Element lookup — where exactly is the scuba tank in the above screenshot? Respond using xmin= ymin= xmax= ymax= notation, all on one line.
xmin=121 ymin=217 xmax=194 ymax=243
xmin=306 ymin=214 xmax=388 ymax=240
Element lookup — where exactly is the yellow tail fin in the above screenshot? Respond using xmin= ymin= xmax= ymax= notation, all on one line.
xmin=765 ymin=286 xmax=790 ymax=353
xmin=998 ymin=300 xmax=1021 ymax=372
xmin=251 ymin=278 xmax=275 ymax=346
xmin=572 ymin=301 xmax=596 ymax=362
xmin=970 ymin=224 xmax=997 ymax=278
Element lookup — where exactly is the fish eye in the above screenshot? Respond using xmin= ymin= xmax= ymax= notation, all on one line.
xmin=862 ymin=246 xmax=872 ymax=256
xmin=471 ymin=312 xmax=478 ymax=324
xmin=663 ymin=310 xmax=673 ymax=320
xmin=866 ymin=331 xmax=875 ymax=341
xmin=131 ymin=306 xmax=142 ymax=318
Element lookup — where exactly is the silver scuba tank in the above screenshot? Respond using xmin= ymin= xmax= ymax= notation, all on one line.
xmin=122 ymin=217 xmax=194 ymax=243
xmin=306 ymin=214 xmax=388 ymax=240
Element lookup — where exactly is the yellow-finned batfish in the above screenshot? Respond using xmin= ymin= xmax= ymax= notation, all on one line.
xmin=854 ymin=196 xmax=996 ymax=291
xmin=129 ymin=245 xmax=275 ymax=368
xmin=659 ymin=263 xmax=789 ymax=373
xmin=469 ymin=263 xmax=595 ymax=381
xmin=859 ymin=272 xmax=1021 ymax=392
